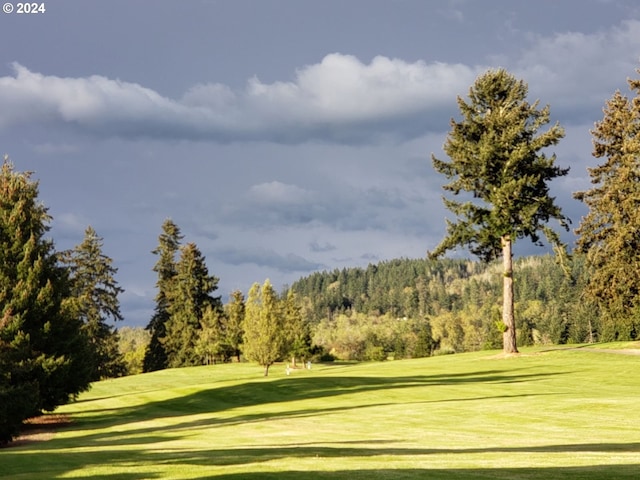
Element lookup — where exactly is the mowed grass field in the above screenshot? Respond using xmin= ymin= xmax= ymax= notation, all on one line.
xmin=2 ymin=344 xmax=640 ymax=479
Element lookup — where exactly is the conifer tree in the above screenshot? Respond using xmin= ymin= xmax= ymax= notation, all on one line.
xmin=143 ymin=219 xmax=182 ymax=372
xmin=0 ymin=158 xmax=91 ymax=443
xmin=60 ymin=226 xmax=125 ymax=380
xmin=430 ymin=69 xmax=570 ymax=353
xmin=242 ymin=280 xmax=284 ymax=376
xmin=0 ymin=310 xmax=39 ymax=444
xmin=163 ymin=242 xmax=222 ymax=367
xmin=574 ymin=71 xmax=640 ymax=340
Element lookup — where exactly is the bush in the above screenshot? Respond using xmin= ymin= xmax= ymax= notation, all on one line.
xmin=364 ymin=344 xmax=387 ymax=361
xmin=315 ymin=351 xmax=336 ymax=362
xmin=433 ymin=348 xmax=456 ymax=356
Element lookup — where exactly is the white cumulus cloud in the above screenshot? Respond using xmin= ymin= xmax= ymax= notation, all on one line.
xmin=0 ymin=55 xmax=480 ymax=143
xmin=3 ymin=19 xmax=640 ymax=144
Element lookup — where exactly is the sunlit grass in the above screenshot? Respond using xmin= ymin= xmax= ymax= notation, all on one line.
xmin=2 ymin=346 xmax=640 ymax=479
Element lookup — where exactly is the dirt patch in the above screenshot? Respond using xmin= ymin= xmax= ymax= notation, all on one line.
xmin=2 ymin=414 xmax=72 ymax=448
xmin=486 ymin=352 xmax=541 ymax=359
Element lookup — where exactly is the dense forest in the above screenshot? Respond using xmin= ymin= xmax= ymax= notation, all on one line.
xmin=289 ymin=255 xmax=597 ymax=360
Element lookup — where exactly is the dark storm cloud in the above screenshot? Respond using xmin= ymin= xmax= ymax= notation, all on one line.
xmin=309 ymin=241 xmax=337 ymax=253
xmin=219 ymin=179 xmax=435 ymax=236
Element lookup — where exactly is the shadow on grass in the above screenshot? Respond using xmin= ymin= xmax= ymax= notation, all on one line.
xmin=3 ymin=442 xmax=640 ymax=479
xmin=53 ymin=369 xmax=563 ymax=443
xmin=4 ymin=367 xmax=607 ymax=479
xmin=62 ymin=393 xmax=552 ymax=449
xmin=55 ymin=465 xmax=640 ymax=480
xmin=199 ymin=464 xmax=640 ymax=480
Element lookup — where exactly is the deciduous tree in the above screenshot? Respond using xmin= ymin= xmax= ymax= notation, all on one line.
xmin=242 ymin=280 xmax=284 ymax=376
xmin=430 ymin=69 xmax=569 ymax=353
xmin=223 ymin=290 xmax=245 ymax=362
xmin=195 ymin=305 xmax=226 ymax=365
xmin=283 ymin=290 xmax=312 ymax=367
xmin=117 ymin=326 xmax=150 ymax=375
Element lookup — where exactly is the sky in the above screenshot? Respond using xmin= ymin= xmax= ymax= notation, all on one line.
xmin=1 ymin=0 xmax=640 ymax=327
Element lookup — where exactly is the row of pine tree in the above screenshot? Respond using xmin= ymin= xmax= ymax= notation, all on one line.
xmin=141 ymin=219 xmax=314 ymax=377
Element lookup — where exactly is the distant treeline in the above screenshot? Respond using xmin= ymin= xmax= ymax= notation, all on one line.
xmin=290 ymin=255 xmax=600 ymax=358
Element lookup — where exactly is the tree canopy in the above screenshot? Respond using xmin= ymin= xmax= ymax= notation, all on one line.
xmin=143 ymin=219 xmax=183 ymax=372
xmin=0 ymin=159 xmax=91 ymax=443
xmin=163 ymin=242 xmax=222 ymax=367
xmin=430 ymin=69 xmax=569 ymax=353
xmin=60 ymin=226 xmax=125 ymax=380
xmin=574 ymin=70 xmax=640 ymax=340
xmin=242 ymin=280 xmax=285 ymax=376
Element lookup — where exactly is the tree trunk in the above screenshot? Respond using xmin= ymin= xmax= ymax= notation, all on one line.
xmin=263 ymin=364 xmax=270 ymax=377
xmin=502 ymin=235 xmax=518 ymax=354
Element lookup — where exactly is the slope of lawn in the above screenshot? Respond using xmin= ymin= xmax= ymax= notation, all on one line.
xmin=2 ymin=344 xmax=640 ymax=479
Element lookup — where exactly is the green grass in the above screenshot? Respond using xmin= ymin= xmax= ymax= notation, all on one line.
xmin=3 ymin=345 xmax=640 ymax=479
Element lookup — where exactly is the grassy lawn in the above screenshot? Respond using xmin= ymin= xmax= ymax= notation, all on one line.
xmin=2 ymin=345 xmax=640 ymax=479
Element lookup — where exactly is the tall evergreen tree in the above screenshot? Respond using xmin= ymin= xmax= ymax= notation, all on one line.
xmin=430 ymin=69 xmax=570 ymax=353
xmin=163 ymin=242 xmax=221 ymax=367
xmin=143 ymin=219 xmax=182 ymax=372
xmin=0 ymin=309 xmax=40 ymax=444
xmin=60 ymin=226 xmax=125 ymax=380
xmin=0 ymin=159 xmax=91 ymax=443
xmin=243 ymin=280 xmax=284 ymax=376
xmin=574 ymin=71 xmax=640 ymax=340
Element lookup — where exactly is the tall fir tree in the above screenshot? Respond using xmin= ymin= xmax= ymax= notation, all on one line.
xmin=242 ymin=279 xmax=285 ymax=376
xmin=574 ymin=71 xmax=640 ymax=340
xmin=163 ymin=242 xmax=222 ymax=367
xmin=0 ymin=315 xmax=39 ymax=444
xmin=430 ymin=69 xmax=569 ymax=353
xmin=60 ymin=226 xmax=125 ymax=380
xmin=143 ymin=219 xmax=182 ymax=372
xmin=0 ymin=158 xmax=91 ymax=443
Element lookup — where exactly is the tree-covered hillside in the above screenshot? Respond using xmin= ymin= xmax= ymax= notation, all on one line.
xmin=291 ymin=255 xmax=596 ymax=358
